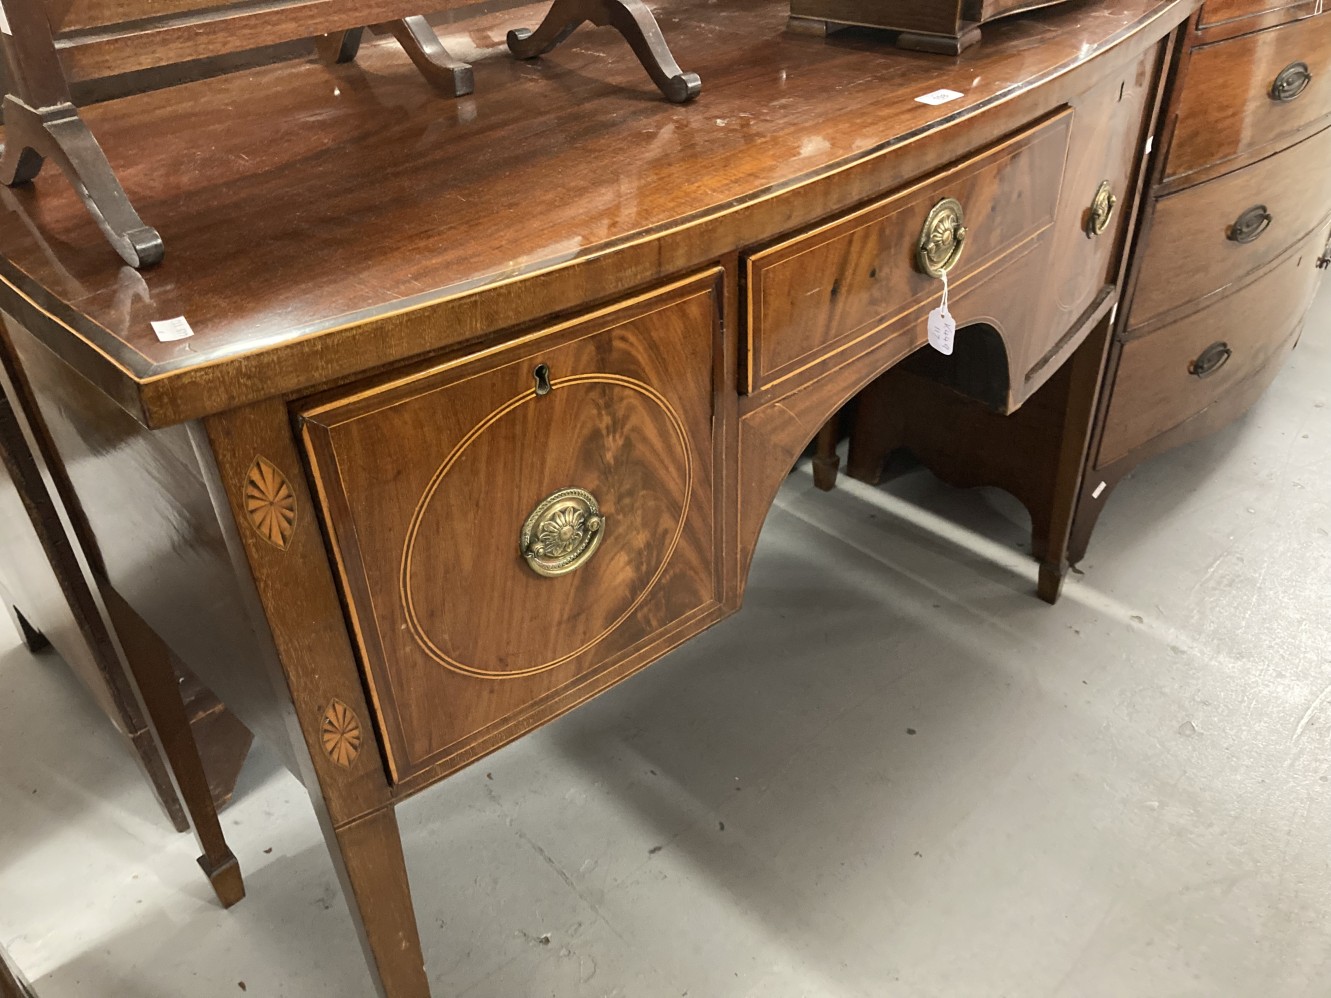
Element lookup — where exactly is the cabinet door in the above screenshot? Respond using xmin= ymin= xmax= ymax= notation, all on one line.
xmin=301 ymin=272 xmax=723 ymax=783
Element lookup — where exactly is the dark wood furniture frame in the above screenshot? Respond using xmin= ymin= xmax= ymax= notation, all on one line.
xmin=0 ymin=2 xmax=1195 ymax=994
xmin=788 ymin=0 xmax=1077 ymax=54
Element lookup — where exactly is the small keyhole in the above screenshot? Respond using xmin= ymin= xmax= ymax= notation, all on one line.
xmin=534 ymin=364 xmax=552 ymax=396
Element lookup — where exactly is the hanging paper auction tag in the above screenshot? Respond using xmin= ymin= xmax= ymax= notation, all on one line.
xmin=927 ymin=269 xmax=955 ymax=355
xmin=927 ymin=305 xmax=956 ymax=355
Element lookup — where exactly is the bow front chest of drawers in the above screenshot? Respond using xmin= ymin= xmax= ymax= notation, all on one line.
xmin=0 ymin=0 xmax=1195 ymax=992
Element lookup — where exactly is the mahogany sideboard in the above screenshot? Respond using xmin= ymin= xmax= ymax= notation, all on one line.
xmin=847 ymin=0 xmax=1331 ymax=570
xmin=0 ymin=0 xmax=1194 ymax=993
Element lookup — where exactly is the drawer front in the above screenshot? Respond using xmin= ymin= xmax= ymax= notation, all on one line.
xmin=1022 ymin=46 xmax=1159 ymax=388
xmin=1099 ymin=221 xmax=1329 ymax=465
xmin=1132 ymin=122 xmax=1331 ymax=329
xmin=745 ymin=110 xmax=1071 ymax=394
xmin=301 ymin=273 xmax=722 ymax=782
xmin=1167 ymin=13 xmax=1331 ymax=182
xmin=1199 ymin=0 xmax=1302 ymax=28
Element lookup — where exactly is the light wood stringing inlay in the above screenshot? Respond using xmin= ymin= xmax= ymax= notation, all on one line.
xmin=398 ymin=373 xmax=693 ymax=680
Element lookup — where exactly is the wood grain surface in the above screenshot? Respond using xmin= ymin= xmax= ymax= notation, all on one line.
xmin=1099 ymin=220 xmax=1330 ymax=465
xmin=746 ymin=111 xmax=1067 ymax=393
xmin=1198 ymin=0 xmax=1304 ymax=27
xmin=1165 ymin=11 xmax=1331 ymax=182
xmin=301 ymin=272 xmax=724 ymax=781
xmin=0 ymin=0 xmax=1192 ymax=427
xmin=1131 ymin=122 xmax=1331 ymax=331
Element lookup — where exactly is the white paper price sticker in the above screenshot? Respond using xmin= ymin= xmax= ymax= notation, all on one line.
xmin=150 ymin=316 xmax=195 ymax=342
xmin=915 ymin=89 xmax=963 ymax=106
xmin=0 ymin=5 xmax=11 ymax=34
xmin=928 ymin=305 xmax=956 ymax=355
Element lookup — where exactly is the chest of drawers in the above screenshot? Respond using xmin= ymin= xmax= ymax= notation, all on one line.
xmin=1066 ymin=0 xmax=1331 ymax=564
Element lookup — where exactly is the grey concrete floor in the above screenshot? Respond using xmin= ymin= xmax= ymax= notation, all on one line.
xmin=2 ymin=280 xmax=1329 ymax=997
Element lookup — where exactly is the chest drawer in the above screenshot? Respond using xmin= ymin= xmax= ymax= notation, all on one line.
xmin=1132 ymin=122 xmax=1331 ymax=329
xmin=300 ymin=273 xmax=723 ymax=782
xmin=744 ymin=110 xmax=1071 ymax=394
xmin=1199 ymin=0 xmax=1302 ymax=28
xmin=1166 ymin=13 xmax=1331 ymax=182
xmin=1099 ymin=220 xmax=1329 ymax=465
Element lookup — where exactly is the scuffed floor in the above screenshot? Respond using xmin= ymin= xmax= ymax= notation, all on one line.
xmin=1 ymin=281 xmax=1328 ymax=997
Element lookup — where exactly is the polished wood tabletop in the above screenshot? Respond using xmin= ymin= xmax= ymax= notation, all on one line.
xmin=0 ymin=0 xmax=1190 ymax=425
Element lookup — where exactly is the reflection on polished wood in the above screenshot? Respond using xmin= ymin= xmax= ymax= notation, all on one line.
xmin=1 ymin=0 xmax=1191 ymax=425
xmin=0 ymin=0 xmax=1200 ymax=994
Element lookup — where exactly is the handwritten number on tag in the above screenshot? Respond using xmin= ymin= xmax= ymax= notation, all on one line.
xmin=928 ymin=306 xmax=956 ymax=355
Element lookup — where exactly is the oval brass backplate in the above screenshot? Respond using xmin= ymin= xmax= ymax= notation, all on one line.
xmin=1086 ymin=180 xmax=1117 ymax=238
xmin=917 ymin=198 xmax=967 ymax=278
xmin=520 ymin=487 xmax=605 ymax=577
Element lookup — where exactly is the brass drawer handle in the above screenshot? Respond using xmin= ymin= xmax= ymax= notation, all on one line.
xmin=917 ymin=198 xmax=967 ymax=278
xmin=1189 ymin=341 xmax=1232 ymax=379
xmin=1270 ymin=61 xmax=1312 ymax=102
xmin=1227 ymin=204 xmax=1272 ymax=244
xmin=1086 ymin=180 xmax=1117 ymax=238
xmin=520 ymin=487 xmax=605 ymax=577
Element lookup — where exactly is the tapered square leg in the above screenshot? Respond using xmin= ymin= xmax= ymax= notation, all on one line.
xmin=325 ymin=808 xmax=430 ymax=998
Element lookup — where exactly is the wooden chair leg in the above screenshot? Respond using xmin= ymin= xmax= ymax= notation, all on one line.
xmin=102 ymin=589 xmax=245 ymax=908
xmin=0 ymin=97 xmax=163 ymax=269
xmin=507 ymin=0 xmax=701 ymax=103
xmin=327 ymin=808 xmax=430 ymax=998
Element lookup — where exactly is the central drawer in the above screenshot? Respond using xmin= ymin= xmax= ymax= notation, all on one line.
xmin=744 ymin=111 xmax=1071 ymax=394
xmin=300 ymin=272 xmax=723 ymax=782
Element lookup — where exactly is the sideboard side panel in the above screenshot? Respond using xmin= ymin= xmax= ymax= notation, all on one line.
xmin=1 ymin=316 xmax=300 ymax=775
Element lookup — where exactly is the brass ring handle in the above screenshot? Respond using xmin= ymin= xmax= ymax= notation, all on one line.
xmin=1270 ymin=61 xmax=1312 ymax=102
xmin=1228 ymin=205 xmax=1273 ymax=244
xmin=520 ymin=487 xmax=605 ymax=577
xmin=917 ymin=198 xmax=968 ymax=278
xmin=1086 ymin=180 xmax=1118 ymax=238
xmin=1189 ymin=341 xmax=1232 ymax=379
